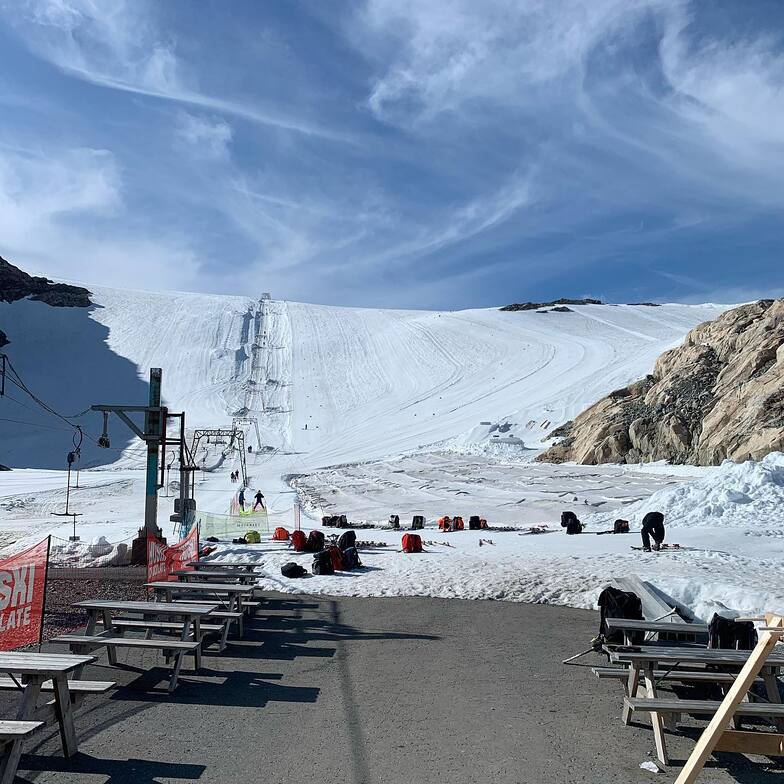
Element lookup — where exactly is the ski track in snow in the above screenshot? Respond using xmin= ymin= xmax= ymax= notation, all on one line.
xmin=6 ymin=289 xmax=780 ymax=619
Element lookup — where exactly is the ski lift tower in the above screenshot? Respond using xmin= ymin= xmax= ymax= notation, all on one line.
xmin=232 ymin=416 xmax=262 ymax=451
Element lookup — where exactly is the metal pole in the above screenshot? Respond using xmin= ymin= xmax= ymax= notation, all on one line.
xmin=143 ymin=368 xmax=162 ymax=534
xmin=64 ymin=463 xmax=72 ymax=516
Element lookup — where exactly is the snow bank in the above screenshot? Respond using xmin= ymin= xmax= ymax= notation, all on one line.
xmin=589 ymin=452 xmax=784 ymax=529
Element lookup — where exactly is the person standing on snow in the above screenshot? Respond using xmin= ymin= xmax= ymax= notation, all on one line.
xmin=640 ymin=511 xmax=665 ymax=551
xmin=238 ymin=487 xmax=246 ymax=512
xmin=253 ymin=490 xmax=265 ymax=511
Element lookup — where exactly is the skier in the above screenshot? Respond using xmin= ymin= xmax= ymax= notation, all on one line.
xmin=253 ymin=490 xmax=265 ymax=511
xmin=640 ymin=511 xmax=665 ymax=551
xmin=238 ymin=487 xmax=246 ymax=512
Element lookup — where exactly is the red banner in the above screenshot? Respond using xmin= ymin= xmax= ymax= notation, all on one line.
xmin=0 ymin=537 xmax=49 ymax=650
xmin=146 ymin=525 xmax=199 ymax=582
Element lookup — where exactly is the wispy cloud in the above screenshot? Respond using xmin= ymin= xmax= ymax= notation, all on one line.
xmin=0 ymin=0 xmax=781 ymax=307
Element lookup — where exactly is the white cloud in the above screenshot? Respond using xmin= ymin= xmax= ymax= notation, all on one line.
xmin=0 ymin=143 xmax=200 ymax=290
xmin=176 ymin=113 xmax=233 ymax=160
xmin=4 ymin=0 xmax=350 ymax=140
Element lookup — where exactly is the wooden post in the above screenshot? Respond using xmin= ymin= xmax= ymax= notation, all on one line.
xmin=674 ymin=614 xmax=784 ymax=784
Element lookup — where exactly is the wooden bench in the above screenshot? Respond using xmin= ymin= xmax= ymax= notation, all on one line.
xmin=625 ymin=697 xmax=784 ymax=723
xmin=240 ymin=600 xmax=261 ymax=616
xmin=0 ymin=677 xmax=114 ymax=698
xmin=97 ymin=618 xmax=229 ymax=651
xmin=51 ymin=635 xmax=199 ymax=693
xmin=0 ymin=721 xmax=43 ymax=742
xmin=592 ymin=667 xmax=764 ymax=685
xmin=210 ymin=611 xmax=245 ymax=639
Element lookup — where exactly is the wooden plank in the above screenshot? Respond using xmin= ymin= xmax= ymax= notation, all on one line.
xmin=0 ymin=653 xmax=95 ymax=675
xmin=610 ymin=577 xmax=678 ymax=622
xmin=146 ymin=582 xmax=251 ymax=593
xmin=593 ymin=667 xmax=763 ymax=685
xmin=52 ymin=635 xmax=199 ymax=651
xmin=605 ymin=619 xmax=708 ymax=635
xmin=673 ymin=614 xmax=784 ymax=784
xmin=626 ymin=698 xmax=784 ymax=717
xmin=611 ymin=647 xmax=784 ymax=667
xmin=0 ymin=678 xmax=113 ymax=693
xmin=714 ymin=730 xmax=784 ymax=755
xmin=73 ymin=600 xmax=219 ymax=615
xmin=0 ymin=721 xmax=43 ymax=738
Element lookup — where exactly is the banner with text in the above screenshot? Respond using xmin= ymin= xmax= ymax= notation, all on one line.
xmin=146 ymin=525 xmax=199 ymax=582
xmin=0 ymin=537 xmax=50 ymax=650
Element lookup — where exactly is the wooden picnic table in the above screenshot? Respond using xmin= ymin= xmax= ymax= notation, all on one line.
xmin=608 ymin=645 xmax=784 ymax=765
xmin=0 ymin=652 xmax=95 ymax=784
xmin=172 ymin=569 xmax=257 ymax=584
xmin=146 ymin=581 xmax=253 ymax=615
xmin=604 ymin=618 xmax=709 ymax=645
xmin=53 ymin=600 xmax=219 ymax=691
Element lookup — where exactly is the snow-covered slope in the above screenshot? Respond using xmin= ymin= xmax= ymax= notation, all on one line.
xmin=8 ymin=287 xmax=720 ymax=471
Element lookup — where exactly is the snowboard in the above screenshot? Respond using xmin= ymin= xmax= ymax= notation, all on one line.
xmin=630 ymin=543 xmax=681 ymax=551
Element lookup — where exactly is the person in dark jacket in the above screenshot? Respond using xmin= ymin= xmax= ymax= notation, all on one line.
xmin=253 ymin=490 xmax=265 ymax=511
xmin=238 ymin=488 xmax=246 ymax=512
xmin=640 ymin=511 xmax=665 ymax=551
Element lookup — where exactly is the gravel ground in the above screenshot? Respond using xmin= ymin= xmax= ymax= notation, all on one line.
xmin=42 ymin=568 xmax=148 ymax=639
xmin=4 ymin=592 xmax=781 ymax=784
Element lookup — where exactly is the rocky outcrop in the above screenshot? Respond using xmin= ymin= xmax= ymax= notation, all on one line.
xmin=500 ymin=298 xmax=602 ymax=311
xmin=538 ymin=299 xmax=784 ymax=465
xmin=0 ymin=256 xmax=91 ymax=307
xmin=0 ymin=330 xmax=7 ymax=348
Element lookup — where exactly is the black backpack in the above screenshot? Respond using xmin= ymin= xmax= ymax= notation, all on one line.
xmin=306 ymin=530 xmax=325 ymax=552
xmin=708 ymin=614 xmax=758 ymax=650
xmin=342 ymin=547 xmax=362 ymax=570
xmin=468 ymin=516 xmax=481 ymax=530
xmin=389 ymin=514 xmax=400 ymax=529
xmin=561 ymin=511 xmax=583 ymax=535
xmin=337 ymin=530 xmax=357 ymax=551
xmin=597 ymin=587 xmax=644 ymax=644
xmin=411 ymin=515 xmax=424 ymax=530
xmin=312 ymin=549 xmax=334 ymax=575
xmin=613 ymin=519 xmax=630 ymax=534
xmin=281 ymin=562 xmax=307 ymax=578
xmin=338 ymin=514 xmax=349 ymax=528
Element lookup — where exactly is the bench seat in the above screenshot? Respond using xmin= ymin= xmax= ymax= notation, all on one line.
xmin=0 ymin=678 xmax=114 ymax=694
xmin=0 ymin=721 xmax=43 ymax=743
xmin=51 ymin=634 xmax=199 ymax=653
xmin=625 ymin=697 xmax=784 ymax=719
xmin=593 ymin=667 xmax=764 ymax=685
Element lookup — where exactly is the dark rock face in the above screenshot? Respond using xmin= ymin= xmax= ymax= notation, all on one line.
xmin=0 ymin=329 xmax=7 ymax=348
xmin=500 ymin=298 xmax=602 ymax=311
xmin=0 ymin=256 xmax=91 ymax=308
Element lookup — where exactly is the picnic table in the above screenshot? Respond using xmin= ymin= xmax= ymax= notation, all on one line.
xmin=146 ymin=581 xmax=254 ymax=615
xmin=52 ymin=600 xmax=219 ymax=692
xmin=172 ymin=569 xmax=257 ymax=585
xmin=608 ymin=645 xmax=784 ymax=765
xmin=604 ymin=618 xmax=709 ymax=645
xmin=0 ymin=652 xmax=96 ymax=784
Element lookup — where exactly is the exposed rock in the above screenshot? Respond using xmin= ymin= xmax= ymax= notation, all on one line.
xmin=0 ymin=255 xmax=91 ymax=307
xmin=500 ymin=298 xmax=602 ymax=311
xmin=0 ymin=329 xmax=7 ymax=348
xmin=538 ymin=299 xmax=784 ymax=465
xmin=550 ymin=306 xmax=573 ymax=313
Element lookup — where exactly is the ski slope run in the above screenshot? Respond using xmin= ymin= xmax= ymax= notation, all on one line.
xmin=44 ymin=289 xmax=727 ymax=472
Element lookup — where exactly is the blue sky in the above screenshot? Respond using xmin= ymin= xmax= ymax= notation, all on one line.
xmin=0 ymin=0 xmax=782 ymax=309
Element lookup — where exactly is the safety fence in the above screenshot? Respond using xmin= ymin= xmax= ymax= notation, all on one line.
xmin=196 ymin=508 xmax=269 ymax=539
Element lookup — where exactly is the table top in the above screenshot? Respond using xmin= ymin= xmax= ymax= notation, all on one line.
xmin=610 ymin=645 xmax=784 ymax=666
xmin=605 ymin=619 xmax=709 ymax=634
xmin=172 ymin=570 xmax=255 ymax=581
xmin=189 ymin=561 xmax=262 ymax=569
xmin=74 ymin=600 xmax=219 ymax=616
xmin=0 ymin=652 xmax=95 ymax=675
xmin=146 ymin=581 xmax=252 ymax=594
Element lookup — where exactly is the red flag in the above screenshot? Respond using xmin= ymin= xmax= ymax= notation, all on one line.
xmin=0 ymin=537 xmax=50 ymax=650
xmin=146 ymin=526 xmax=200 ymax=582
